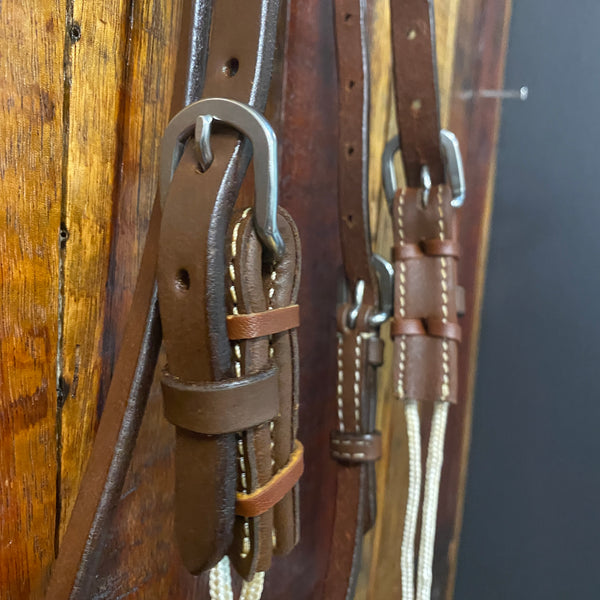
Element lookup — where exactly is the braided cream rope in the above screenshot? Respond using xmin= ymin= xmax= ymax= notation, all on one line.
xmin=401 ymin=399 xmax=422 ymax=600
xmin=209 ymin=557 xmax=265 ymax=600
xmin=415 ymin=400 xmax=449 ymax=600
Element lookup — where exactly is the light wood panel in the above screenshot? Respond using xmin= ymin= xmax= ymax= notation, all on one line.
xmin=0 ymin=0 xmax=65 ymax=595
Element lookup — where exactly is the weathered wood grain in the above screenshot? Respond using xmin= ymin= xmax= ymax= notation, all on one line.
xmin=0 ymin=0 xmax=65 ymax=596
xmin=57 ymin=0 xmax=132 ymax=542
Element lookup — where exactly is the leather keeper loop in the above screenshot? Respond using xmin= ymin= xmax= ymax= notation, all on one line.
xmin=423 ymin=238 xmax=460 ymax=258
xmin=236 ymin=441 xmax=304 ymax=518
xmin=392 ymin=317 xmax=462 ymax=342
xmin=330 ymin=431 xmax=382 ymax=463
xmin=392 ymin=239 xmax=460 ymax=262
xmin=226 ymin=304 xmax=300 ymax=340
xmin=162 ymin=366 xmax=279 ymax=435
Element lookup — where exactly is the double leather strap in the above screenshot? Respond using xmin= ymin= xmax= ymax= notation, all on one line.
xmin=389 ymin=0 xmax=462 ymax=404
xmin=157 ymin=0 xmax=303 ymax=583
xmin=324 ymin=2 xmax=389 ymax=598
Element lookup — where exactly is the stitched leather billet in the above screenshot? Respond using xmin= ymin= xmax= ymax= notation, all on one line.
xmin=225 ymin=207 xmax=302 ymax=578
xmin=391 ymin=186 xmax=460 ymax=404
xmin=324 ymin=0 xmax=385 ymax=597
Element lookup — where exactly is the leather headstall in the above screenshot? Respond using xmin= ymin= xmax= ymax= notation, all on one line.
xmin=45 ymin=0 xmax=302 ymax=597
xmin=157 ymin=0 xmax=302 ymax=583
xmin=324 ymin=1 xmax=393 ymax=598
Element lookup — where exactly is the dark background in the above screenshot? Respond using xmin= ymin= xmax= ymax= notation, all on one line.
xmin=455 ymin=1 xmax=600 ymax=598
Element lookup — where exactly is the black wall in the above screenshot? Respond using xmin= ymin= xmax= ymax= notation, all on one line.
xmin=455 ymin=1 xmax=600 ymax=598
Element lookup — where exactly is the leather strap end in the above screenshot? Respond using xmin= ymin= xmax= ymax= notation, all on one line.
xmin=330 ymin=431 xmax=382 ymax=463
xmin=226 ymin=304 xmax=300 ymax=340
xmin=162 ymin=366 xmax=279 ymax=435
xmin=392 ymin=239 xmax=460 ymax=261
xmin=236 ymin=441 xmax=304 ymax=518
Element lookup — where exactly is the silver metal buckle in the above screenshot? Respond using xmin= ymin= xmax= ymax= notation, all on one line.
xmin=382 ymin=129 xmax=466 ymax=209
xmin=159 ymin=97 xmax=284 ymax=260
xmin=345 ymin=254 xmax=394 ymax=329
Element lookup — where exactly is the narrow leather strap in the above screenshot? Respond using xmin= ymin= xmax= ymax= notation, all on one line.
xmin=157 ymin=0 xmax=282 ymax=575
xmin=236 ymin=441 xmax=304 ymax=518
xmin=390 ymin=0 xmax=444 ymax=186
xmin=325 ymin=1 xmax=384 ymax=598
xmin=162 ymin=366 xmax=279 ymax=434
xmin=226 ymin=304 xmax=300 ymax=340
xmin=45 ymin=200 xmax=163 ymax=600
xmin=330 ymin=432 xmax=382 ymax=463
xmin=226 ymin=208 xmax=302 ymax=577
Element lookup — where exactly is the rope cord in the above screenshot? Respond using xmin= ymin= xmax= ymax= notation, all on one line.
xmin=401 ymin=399 xmax=422 ymax=600
xmin=415 ymin=400 xmax=449 ymax=600
xmin=209 ymin=557 xmax=265 ymax=600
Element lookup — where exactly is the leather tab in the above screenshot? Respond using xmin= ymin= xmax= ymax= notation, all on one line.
xmin=330 ymin=431 xmax=382 ymax=463
xmin=226 ymin=304 xmax=300 ymax=340
xmin=392 ymin=317 xmax=461 ymax=342
xmin=236 ymin=441 xmax=304 ymax=518
xmin=162 ymin=367 xmax=279 ymax=435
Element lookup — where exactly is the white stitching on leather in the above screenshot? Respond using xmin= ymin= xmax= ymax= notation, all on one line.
xmin=353 ymin=335 xmax=361 ymax=432
xmin=436 ymin=187 xmax=450 ymax=400
xmin=336 ymin=334 xmax=345 ymax=432
xmin=230 ymin=208 xmax=252 ymax=558
xmin=397 ymin=191 xmax=407 ymax=398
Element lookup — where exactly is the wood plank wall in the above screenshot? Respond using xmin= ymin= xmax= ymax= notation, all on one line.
xmin=0 ymin=0 xmax=510 ymax=597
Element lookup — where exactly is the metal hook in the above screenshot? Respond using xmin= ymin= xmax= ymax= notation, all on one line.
xmin=159 ymin=97 xmax=284 ymax=260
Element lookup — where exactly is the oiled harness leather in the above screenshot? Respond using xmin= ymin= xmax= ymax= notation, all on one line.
xmin=323 ymin=2 xmax=387 ymax=599
xmin=389 ymin=0 xmax=462 ymax=404
xmin=45 ymin=0 xmax=302 ymax=597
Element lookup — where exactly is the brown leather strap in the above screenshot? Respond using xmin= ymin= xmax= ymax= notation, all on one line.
xmin=391 ymin=186 xmax=461 ymax=405
xmin=226 ymin=207 xmax=302 ymax=577
xmin=45 ymin=201 xmax=163 ymax=600
xmin=226 ymin=304 xmax=300 ymax=340
xmin=324 ymin=1 xmax=384 ymax=598
xmin=157 ymin=0 xmax=283 ymax=577
xmin=236 ymin=441 xmax=304 ymax=518
xmin=330 ymin=432 xmax=382 ymax=463
xmin=390 ymin=0 xmax=444 ymax=187
xmin=162 ymin=366 xmax=280 ymax=434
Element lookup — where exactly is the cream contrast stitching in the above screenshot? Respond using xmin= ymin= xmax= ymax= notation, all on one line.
xmin=397 ymin=191 xmax=407 ymax=398
xmin=336 ymin=334 xmax=345 ymax=432
xmin=353 ymin=334 xmax=361 ymax=432
xmin=437 ymin=186 xmax=450 ymax=400
xmin=230 ymin=207 xmax=252 ymax=558
xmin=268 ymin=264 xmax=276 ymax=549
xmin=331 ymin=451 xmax=367 ymax=460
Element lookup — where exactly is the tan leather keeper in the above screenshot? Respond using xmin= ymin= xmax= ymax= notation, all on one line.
xmin=236 ymin=441 xmax=304 ymax=518
xmin=162 ymin=366 xmax=279 ymax=435
xmin=226 ymin=304 xmax=300 ymax=340
xmin=330 ymin=431 xmax=382 ymax=463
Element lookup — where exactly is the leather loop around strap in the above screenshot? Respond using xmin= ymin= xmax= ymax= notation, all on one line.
xmin=392 ymin=239 xmax=460 ymax=261
xmin=226 ymin=304 xmax=300 ymax=340
xmin=162 ymin=367 xmax=279 ymax=435
xmin=392 ymin=317 xmax=462 ymax=342
xmin=235 ymin=441 xmax=304 ymax=518
xmin=330 ymin=431 xmax=382 ymax=463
